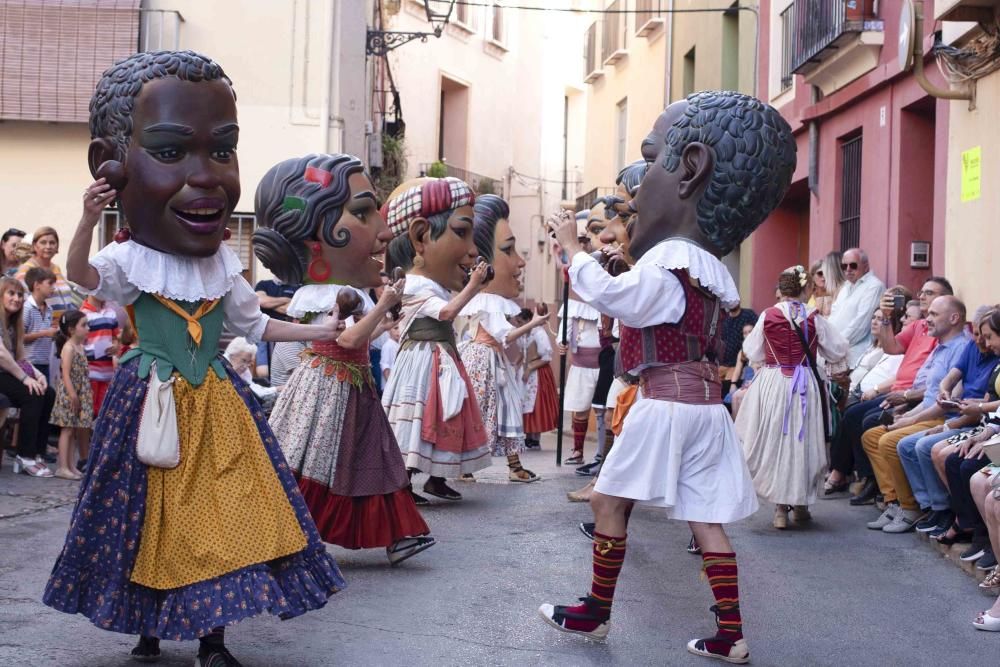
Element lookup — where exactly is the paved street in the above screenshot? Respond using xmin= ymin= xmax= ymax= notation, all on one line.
xmin=1 ymin=433 xmax=998 ymax=667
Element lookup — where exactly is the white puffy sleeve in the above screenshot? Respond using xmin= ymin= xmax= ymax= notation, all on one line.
xmin=86 ymin=251 xmax=141 ymax=306
xmin=567 ymin=252 xmax=684 ymax=328
xmin=478 ymin=312 xmax=515 ymax=348
xmin=815 ymin=313 xmax=850 ymax=374
xmin=742 ymin=310 xmax=767 ymax=364
xmin=535 ymin=328 xmax=553 ymax=362
xmin=223 ymin=275 xmax=270 ymax=344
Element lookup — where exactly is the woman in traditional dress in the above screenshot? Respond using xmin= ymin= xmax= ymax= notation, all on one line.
xmin=736 ymin=265 xmax=849 ymax=529
xmin=381 ymin=177 xmax=493 ymax=503
xmin=43 ymin=52 xmax=345 ymax=666
xmin=523 ymin=314 xmax=557 ymax=449
xmin=458 ymin=195 xmax=548 ymax=482
xmin=254 ymin=154 xmax=434 ymax=566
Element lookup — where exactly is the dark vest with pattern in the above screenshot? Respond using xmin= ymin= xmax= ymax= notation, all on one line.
xmin=618 ymin=268 xmax=725 ymax=372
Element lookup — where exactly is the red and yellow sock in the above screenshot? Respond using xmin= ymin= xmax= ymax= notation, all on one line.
xmin=571 ymin=412 xmax=589 ymax=453
xmin=701 ymin=551 xmax=743 ymax=651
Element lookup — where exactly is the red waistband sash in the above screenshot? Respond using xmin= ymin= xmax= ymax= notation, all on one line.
xmin=311 ymin=340 xmax=370 ymax=365
xmin=639 ymin=361 xmax=722 ymax=406
xmin=572 ymin=346 xmax=602 ymax=369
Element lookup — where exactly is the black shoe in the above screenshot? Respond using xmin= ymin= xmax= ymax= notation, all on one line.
xmin=929 ymin=521 xmax=952 ymax=539
xmin=961 ymin=535 xmax=990 ymax=562
xmin=849 ymin=478 xmax=877 ymax=506
xmin=687 ymin=534 xmax=701 ymax=555
xmin=524 ymin=438 xmax=541 ymax=450
xmin=977 ymin=548 xmax=997 ymax=570
xmin=575 ymin=459 xmax=602 ymax=477
xmin=130 ymin=636 xmax=160 ymax=663
xmin=410 ymin=490 xmax=430 ymax=506
xmin=916 ymin=509 xmax=954 ymax=533
xmin=195 ymin=647 xmax=243 ymax=667
xmin=579 ymin=522 xmax=595 ymax=540
xmin=77 ymin=458 xmax=88 ymax=474
xmin=386 ymin=536 xmax=436 ymax=566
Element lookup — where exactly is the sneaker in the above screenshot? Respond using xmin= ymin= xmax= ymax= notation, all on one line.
xmin=866 ymin=503 xmax=899 ymax=530
xmin=194 ymin=647 xmax=243 ymax=667
xmin=575 ymin=459 xmax=602 ymax=477
xmin=686 ymin=637 xmax=750 ymax=664
xmin=538 ymin=597 xmax=610 ymax=641
xmin=579 ymin=522 xmax=595 ymax=540
xmin=977 ymin=548 xmax=997 ymax=571
xmin=961 ymin=536 xmax=990 ymax=562
xmin=882 ymin=508 xmax=925 ymax=533
xmin=916 ymin=509 xmax=953 ymax=533
xmin=386 ymin=536 xmax=436 ymax=566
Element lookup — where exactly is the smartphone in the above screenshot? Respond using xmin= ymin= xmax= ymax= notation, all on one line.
xmin=878 ymin=409 xmax=894 ymax=427
xmin=938 ymin=399 xmax=962 ymax=410
xmin=892 ymin=294 xmax=906 ymax=312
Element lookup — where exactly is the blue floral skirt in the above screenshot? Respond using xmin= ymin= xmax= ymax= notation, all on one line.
xmin=42 ymin=357 xmax=346 ymax=640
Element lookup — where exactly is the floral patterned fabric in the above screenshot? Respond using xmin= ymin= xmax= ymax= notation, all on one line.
xmin=50 ymin=348 xmax=94 ymax=428
xmin=42 ymin=357 xmax=345 ymax=640
xmin=460 ymin=341 xmax=525 ymax=457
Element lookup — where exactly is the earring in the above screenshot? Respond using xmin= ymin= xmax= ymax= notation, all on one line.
xmin=413 ymin=254 xmax=425 ymax=269
xmin=222 ymin=228 xmax=232 ymax=241
xmin=307 ymin=241 xmax=331 ymax=283
xmin=113 ymin=227 xmax=131 ymax=243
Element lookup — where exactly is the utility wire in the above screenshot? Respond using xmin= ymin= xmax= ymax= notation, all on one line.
xmin=450 ymin=1 xmax=751 ymax=15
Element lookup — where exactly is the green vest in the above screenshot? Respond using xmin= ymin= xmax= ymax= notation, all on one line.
xmin=119 ymin=292 xmax=227 ymax=387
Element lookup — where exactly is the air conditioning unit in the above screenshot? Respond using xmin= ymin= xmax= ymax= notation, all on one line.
xmin=910 ymin=241 xmax=930 ymax=268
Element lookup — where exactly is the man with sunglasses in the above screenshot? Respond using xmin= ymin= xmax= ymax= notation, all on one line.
xmin=1 ymin=228 xmax=26 ymax=278
xmin=829 ymin=248 xmax=885 ymax=370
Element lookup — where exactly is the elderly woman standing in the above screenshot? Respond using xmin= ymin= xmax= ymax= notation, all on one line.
xmin=736 ymin=266 xmax=849 ymax=529
xmin=15 ymin=227 xmax=80 ymax=313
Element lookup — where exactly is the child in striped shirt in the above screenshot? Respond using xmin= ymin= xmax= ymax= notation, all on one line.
xmin=80 ymin=295 xmax=121 ymax=418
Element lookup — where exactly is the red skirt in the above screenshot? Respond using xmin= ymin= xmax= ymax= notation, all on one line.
xmin=524 ymin=364 xmax=558 ymax=433
xmin=298 ymin=480 xmax=430 ymax=549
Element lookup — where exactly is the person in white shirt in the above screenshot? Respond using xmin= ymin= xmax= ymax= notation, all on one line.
xmin=380 ymin=323 xmax=400 ymax=384
xmin=828 ymin=248 xmax=885 ymax=369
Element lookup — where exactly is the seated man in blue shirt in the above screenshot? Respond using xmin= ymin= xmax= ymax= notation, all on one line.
xmin=861 ymin=295 xmax=972 ymax=533
xmin=896 ymin=306 xmax=998 ymax=534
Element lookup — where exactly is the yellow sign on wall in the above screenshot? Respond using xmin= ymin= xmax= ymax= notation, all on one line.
xmin=961 ymin=146 xmax=981 ymax=203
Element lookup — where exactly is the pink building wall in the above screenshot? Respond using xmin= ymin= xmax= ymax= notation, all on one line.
xmin=751 ymin=0 xmax=950 ymax=312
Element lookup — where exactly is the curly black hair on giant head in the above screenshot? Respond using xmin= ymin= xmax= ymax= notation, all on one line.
xmin=252 ymin=154 xmax=366 ymax=285
xmin=89 ymin=50 xmax=233 ymax=161
xmin=471 ymin=194 xmax=510 ymax=263
xmin=659 ymin=91 xmax=796 ymax=256
xmin=616 ymin=160 xmax=649 ymax=198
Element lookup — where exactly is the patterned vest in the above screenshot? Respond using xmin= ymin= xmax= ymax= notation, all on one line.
xmin=618 ymin=269 xmax=724 ymax=372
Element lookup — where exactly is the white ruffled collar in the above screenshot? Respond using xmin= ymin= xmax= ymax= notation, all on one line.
xmin=286 ymin=283 xmax=374 ymax=318
xmin=559 ymin=298 xmax=601 ymax=322
xmin=460 ymin=292 xmax=521 ymax=317
xmin=638 ymin=239 xmax=740 ymax=309
xmin=94 ymin=240 xmax=244 ymax=301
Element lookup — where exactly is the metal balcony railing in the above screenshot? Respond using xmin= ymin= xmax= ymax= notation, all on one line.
xmin=575 ymin=187 xmax=615 ymax=213
xmin=780 ymin=4 xmax=795 ymax=90
xmin=601 ymin=0 xmax=627 ymax=64
xmin=584 ymin=22 xmax=599 ymax=79
xmin=636 ymin=0 xmax=663 ymax=34
xmin=419 ymin=163 xmax=504 ymax=198
xmin=789 ymin=0 xmax=875 ymax=76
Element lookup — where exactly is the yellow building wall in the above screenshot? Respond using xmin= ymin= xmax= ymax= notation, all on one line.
xmin=944 ymin=69 xmax=1000 ymax=310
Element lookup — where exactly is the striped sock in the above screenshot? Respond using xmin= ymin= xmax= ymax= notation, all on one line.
xmin=572 ymin=412 xmax=588 ymax=453
xmin=589 ymin=532 xmax=626 ymax=616
xmin=701 ymin=551 xmax=743 ymax=651
xmin=603 ymin=424 xmax=615 ymax=454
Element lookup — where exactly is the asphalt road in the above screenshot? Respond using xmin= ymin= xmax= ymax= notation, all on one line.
xmin=1 ymin=434 xmax=997 ymax=667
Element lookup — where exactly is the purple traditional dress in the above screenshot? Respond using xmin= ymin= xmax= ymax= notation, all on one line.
xmin=43 ymin=241 xmax=344 ymax=640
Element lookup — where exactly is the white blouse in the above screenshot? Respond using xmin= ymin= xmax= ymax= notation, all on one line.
xmin=86 ymin=240 xmax=269 ymax=343
xmin=459 ymin=292 xmax=520 ymax=348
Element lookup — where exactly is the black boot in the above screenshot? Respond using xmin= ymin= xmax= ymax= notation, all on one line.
xmin=130 ymin=635 xmax=160 ymax=663
xmin=849 ymin=477 xmax=878 ymax=505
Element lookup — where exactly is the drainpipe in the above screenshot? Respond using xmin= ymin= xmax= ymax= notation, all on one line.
xmin=320 ymin=0 xmax=341 ymax=152
xmin=663 ymin=0 xmax=674 ymax=106
xmin=808 ymin=85 xmax=820 ymax=196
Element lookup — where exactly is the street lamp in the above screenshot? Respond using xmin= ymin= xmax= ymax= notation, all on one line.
xmin=367 ymin=0 xmax=456 ymax=56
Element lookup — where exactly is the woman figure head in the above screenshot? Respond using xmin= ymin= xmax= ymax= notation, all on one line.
xmin=777 ymin=265 xmax=810 ymax=302
xmin=31 ymin=227 xmax=59 ymax=266
xmin=471 ymin=195 xmax=525 ymax=300
xmin=55 ymin=310 xmax=89 ymax=357
xmin=253 ymin=153 xmax=389 ymax=288
xmin=817 ymin=252 xmax=845 ymax=299
xmin=585 ymin=199 xmax=608 ymax=250
xmin=0 ymin=277 xmax=26 ymax=359
xmin=384 ymin=177 xmax=479 ymax=292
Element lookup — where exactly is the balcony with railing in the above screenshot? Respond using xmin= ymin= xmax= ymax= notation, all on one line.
xmin=635 ymin=0 xmax=665 ymax=37
xmin=789 ymin=0 xmax=883 ymax=95
xmin=601 ymin=0 xmax=628 ymax=65
xmin=584 ymin=22 xmax=604 ymax=83
xmin=576 ymin=187 xmax=615 ymax=213
xmin=418 ymin=163 xmax=505 ymax=198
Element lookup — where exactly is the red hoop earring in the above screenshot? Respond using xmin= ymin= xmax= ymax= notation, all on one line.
xmin=223 ymin=228 xmax=232 ymax=241
xmin=113 ymin=227 xmax=131 ymax=243
xmin=307 ymin=242 xmax=331 ymax=282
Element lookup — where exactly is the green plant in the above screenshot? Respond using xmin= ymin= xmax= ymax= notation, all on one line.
xmin=374 ymin=132 xmax=407 ymax=203
xmin=426 ymin=160 xmax=448 ymax=178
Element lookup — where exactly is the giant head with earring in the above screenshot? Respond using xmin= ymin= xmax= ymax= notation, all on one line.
xmin=252 ymin=154 xmax=390 ymax=289
xmin=470 ymin=195 xmax=525 ymax=300
xmin=87 ymin=50 xmax=240 ymax=258
xmin=383 ymin=177 xmax=479 ymax=292
xmin=633 ymin=91 xmax=796 ymax=260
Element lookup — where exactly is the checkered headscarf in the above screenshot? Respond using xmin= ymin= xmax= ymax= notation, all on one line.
xmin=384 ymin=177 xmax=476 ymax=239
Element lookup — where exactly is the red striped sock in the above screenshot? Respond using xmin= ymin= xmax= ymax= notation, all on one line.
xmin=572 ymin=413 xmax=588 ymax=453
xmin=588 ymin=532 xmax=627 ymax=616
xmin=701 ymin=551 xmax=743 ymax=651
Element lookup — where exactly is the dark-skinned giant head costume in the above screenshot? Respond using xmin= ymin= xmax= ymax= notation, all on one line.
xmin=632 ymin=90 xmax=796 ymax=260
xmin=87 ymin=50 xmax=239 ymax=258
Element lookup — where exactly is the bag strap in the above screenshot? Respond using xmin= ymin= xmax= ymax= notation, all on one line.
xmin=789 ymin=313 xmax=832 ymax=442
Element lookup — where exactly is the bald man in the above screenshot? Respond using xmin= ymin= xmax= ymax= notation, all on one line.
xmin=861 ymin=295 xmax=972 ymax=534
xmin=829 ymin=248 xmax=886 ymax=368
